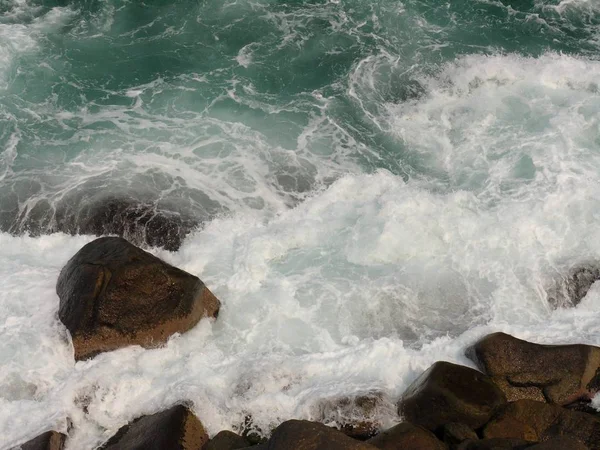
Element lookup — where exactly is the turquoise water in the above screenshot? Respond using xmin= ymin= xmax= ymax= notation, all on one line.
xmin=2 ymin=0 xmax=599 ymax=231
xmin=2 ymin=0 xmax=600 ymax=448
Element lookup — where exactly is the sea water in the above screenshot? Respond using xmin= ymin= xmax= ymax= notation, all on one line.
xmin=1 ymin=0 xmax=600 ymax=448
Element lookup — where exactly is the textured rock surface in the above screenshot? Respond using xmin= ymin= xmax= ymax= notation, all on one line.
xmin=398 ymin=361 xmax=506 ymax=432
xmin=203 ymin=430 xmax=251 ymax=450
xmin=442 ymin=423 xmax=479 ymax=449
xmin=455 ymin=438 xmax=531 ymax=450
xmin=482 ymin=414 xmax=537 ymax=442
xmin=101 ymin=404 xmax=208 ymax=450
xmin=57 ymin=237 xmax=220 ymax=360
xmin=367 ymin=422 xmax=447 ymax=449
xmin=486 ymin=400 xmax=600 ymax=450
xmin=14 ymin=431 xmax=66 ymax=450
xmin=466 ymin=333 xmax=600 ymax=404
xmin=265 ymin=420 xmax=378 ymax=450
xmin=527 ymin=436 xmax=589 ymax=450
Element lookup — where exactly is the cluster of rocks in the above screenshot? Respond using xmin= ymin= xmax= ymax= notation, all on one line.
xmin=12 ymin=237 xmax=600 ymax=449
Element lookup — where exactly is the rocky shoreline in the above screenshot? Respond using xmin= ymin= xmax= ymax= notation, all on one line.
xmin=12 ymin=237 xmax=600 ymax=450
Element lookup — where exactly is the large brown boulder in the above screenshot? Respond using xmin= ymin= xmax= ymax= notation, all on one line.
xmin=367 ymin=422 xmax=447 ymax=449
xmin=57 ymin=237 xmax=220 ymax=360
xmin=466 ymin=333 xmax=600 ymax=404
xmin=485 ymin=400 xmax=600 ymax=450
xmin=398 ymin=362 xmax=506 ymax=432
xmin=12 ymin=431 xmax=66 ymax=450
xmin=101 ymin=404 xmax=208 ymax=449
xmin=265 ymin=420 xmax=378 ymax=450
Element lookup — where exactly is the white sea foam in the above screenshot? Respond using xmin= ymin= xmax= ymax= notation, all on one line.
xmin=2 ymin=159 xmax=600 ymax=447
xmin=0 ymin=1 xmax=75 ymax=89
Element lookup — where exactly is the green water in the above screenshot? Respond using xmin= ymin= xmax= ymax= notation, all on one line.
xmin=1 ymin=0 xmax=599 ymax=235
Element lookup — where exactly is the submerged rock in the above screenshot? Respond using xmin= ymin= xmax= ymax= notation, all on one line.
xmin=547 ymin=264 xmax=600 ymax=308
xmin=72 ymin=198 xmax=199 ymax=252
xmin=57 ymin=237 xmax=220 ymax=360
xmin=13 ymin=431 xmax=66 ymax=450
xmin=313 ymin=391 xmax=395 ymax=440
xmin=398 ymin=361 xmax=506 ymax=432
xmin=3 ymin=191 xmax=221 ymax=251
xmin=486 ymin=400 xmax=600 ymax=450
xmin=367 ymin=422 xmax=447 ymax=449
xmin=266 ymin=420 xmax=378 ymax=450
xmin=466 ymin=332 xmax=600 ymax=405
xmin=100 ymin=404 xmax=208 ymax=450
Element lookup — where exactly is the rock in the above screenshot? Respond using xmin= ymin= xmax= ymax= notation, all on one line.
xmin=482 ymin=415 xmax=537 ymax=441
xmin=398 ymin=361 xmax=506 ymax=432
xmin=313 ymin=392 xmax=395 ymax=440
xmin=367 ymin=422 xmax=447 ymax=449
xmin=527 ymin=436 xmax=589 ymax=450
xmin=13 ymin=431 xmax=66 ymax=450
xmin=57 ymin=237 xmax=220 ymax=360
xmin=466 ymin=332 xmax=600 ymax=405
xmin=487 ymin=400 xmax=600 ymax=450
xmin=3 ymin=192 xmax=210 ymax=252
xmin=265 ymin=420 xmax=378 ymax=450
xmin=455 ymin=439 xmax=531 ymax=450
xmin=547 ymin=264 xmax=600 ymax=308
xmin=564 ymin=400 xmax=600 ymax=417
xmin=101 ymin=404 xmax=208 ymax=449
xmin=74 ymin=198 xmax=199 ymax=252
xmin=442 ymin=423 xmax=479 ymax=448
xmin=204 ymin=430 xmax=251 ymax=450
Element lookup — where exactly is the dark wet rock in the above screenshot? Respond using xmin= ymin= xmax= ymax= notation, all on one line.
xmin=13 ymin=431 xmax=66 ymax=450
xmin=73 ymin=198 xmax=199 ymax=252
xmin=482 ymin=414 xmax=537 ymax=442
xmin=398 ymin=361 xmax=506 ymax=432
xmin=564 ymin=400 xmax=600 ymax=417
xmin=442 ymin=423 xmax=479 ymax=448
xmin=466 ymin=332 xmax=600 ymax=405
xmin=455 ymin=438 xmax=531 ymax=450
xmin=527 ymin=436 xmax=589 ymax=450
xmin=547 ymin=264 xmax=600 ymax=308
xmin=100 ymin=404 xmax=208 ymax=450
xmin=367 ymin=422 xmax=447 ymax=449
xmin=1 ymin=185 xmax=224 ymax=251
xmin=265 ymin=420 xmax=378 ymax=450
xmin=57 ymin=236 xmax=220 ymax=360
xmin=313 ymin=391 xmax=395 ymax=440
xmin=204 ymin=430 xmax=251 ymax=450
xmin=487 ymin=400 xmax=600 ymax=450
